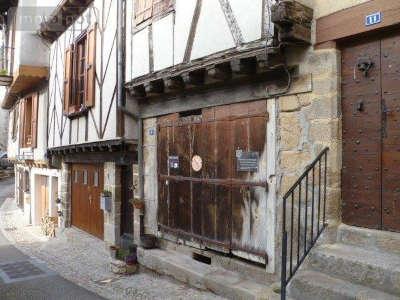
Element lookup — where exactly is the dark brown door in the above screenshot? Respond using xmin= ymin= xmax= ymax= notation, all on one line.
xmin=157 ymin=101 xmax=268 ymax=257
xmin=342 ymin=32 xmax=400 ymax=232
xmin=71 ymin=164 xmax=104 ymax=239
xmin=121 ymin=165 xmax=134 ymax=236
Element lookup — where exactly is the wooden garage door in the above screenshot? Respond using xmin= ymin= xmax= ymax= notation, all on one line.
xmin=342 ymin=32 xmax=400 ymax=232
xmin=71 ymin=164 xmax=104 ymax=239
xmin=157 ymin=100 xmax=269 ymax=258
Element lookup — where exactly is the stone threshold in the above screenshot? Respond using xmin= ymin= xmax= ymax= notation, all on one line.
xmin=138 ymin=247 xmax=281 ymax=300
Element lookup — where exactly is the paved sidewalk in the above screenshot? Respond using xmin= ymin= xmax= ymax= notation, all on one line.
xmin=0 ymin=196 xmax=224 ymax=300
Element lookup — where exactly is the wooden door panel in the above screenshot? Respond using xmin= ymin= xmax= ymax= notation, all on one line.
xmin=157 ymin=100 xmax=268 ymax=257
xmin=341 ymin=38 xmax=382 ymax=228
xmin=71 ymin=164 xmax=104 ymax=239
xmin=381 ymin=34 xmax=400 ymax=231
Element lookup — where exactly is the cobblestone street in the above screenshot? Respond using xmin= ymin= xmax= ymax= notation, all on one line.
xmin=0 ymin=179 xmax=223 ymax=300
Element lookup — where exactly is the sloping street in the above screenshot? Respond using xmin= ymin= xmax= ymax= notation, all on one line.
xmin=0 ymin=177 xmax=103 ymax=300
xmin=0 ymin=177 xmax=223 ymax=300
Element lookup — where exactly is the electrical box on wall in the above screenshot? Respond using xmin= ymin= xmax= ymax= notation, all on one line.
xmin=100 ymin=193 xmax=112 ymax=212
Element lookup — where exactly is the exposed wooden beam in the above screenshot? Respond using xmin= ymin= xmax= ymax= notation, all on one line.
xmin=144 ymin=79 xmax=164 ymax=97
xmin=165 ymin=76 xmax=185 ymax=92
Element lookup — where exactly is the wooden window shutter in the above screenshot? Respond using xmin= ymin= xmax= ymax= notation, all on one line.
xmin=135 ymin=0 xmax=153 ymax=24
xmin=64 ymin=45 xmax=74 ymax=113
xmin=153 ymin=0 xmax=172 ymax=16
xmin=31 ymin=93 xmax=39 ymax=148
xmin=19 ymin=100 xmax=26 ymax=147
xmin=85 ymin=23 xmax=97 ymax=108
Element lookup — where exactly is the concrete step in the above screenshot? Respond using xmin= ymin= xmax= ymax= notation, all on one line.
xmin=338 ymin=224 xmax=400 ymax=256
xmin=137 ymin=248 xmax=280 ymax=300
xmin=309 ymin=243 xmax=400 ymax=296
xmin=288 ymin=270 xmax=398 ymax=300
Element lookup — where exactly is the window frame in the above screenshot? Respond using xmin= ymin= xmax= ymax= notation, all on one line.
xmin=67 ymin=31 xmax=88 ymax=115
xmin=19 ymin=92 xmax=38 ymax=149
xmin=63 ymin=24 xmax=97 ymax=118
xmin=134 ymin=0 xmax=174 ymax=28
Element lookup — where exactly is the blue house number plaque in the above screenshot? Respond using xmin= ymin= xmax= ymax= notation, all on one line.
xmin=365 ymin=12 xmax=382 ymax=26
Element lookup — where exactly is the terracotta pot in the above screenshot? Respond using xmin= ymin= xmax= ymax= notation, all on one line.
xmin=133 ymin=200 xmax=145 ymax=210
xmin=140 ymin=234 xmax=157 ymax=249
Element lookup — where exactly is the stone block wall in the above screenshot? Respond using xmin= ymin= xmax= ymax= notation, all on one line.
xmin=280 ymin=48 xmax=342 ymax=222
xmin=104 ymin=162 xmax=122 ymax=246
xmin=60 ymin=161 xmax=71 ymax=228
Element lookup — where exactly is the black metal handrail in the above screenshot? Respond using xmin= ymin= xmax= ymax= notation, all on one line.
xmin=280 ymin=147 xmax=329 ymax=300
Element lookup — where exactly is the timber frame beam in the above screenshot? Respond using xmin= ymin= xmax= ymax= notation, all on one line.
xmin=126 ymin=48 xmax=285 ymax=101
xmin=39 ymin=0 xmax=94 ymax=43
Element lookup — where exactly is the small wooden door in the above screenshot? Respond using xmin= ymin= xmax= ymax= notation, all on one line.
xmin=71 ymin=164 xmax=104 ymax=239
xmin=158 ymin=101 xmax=268 ymax=257
xmin=342 ymin=32 xmax=400 ymax=232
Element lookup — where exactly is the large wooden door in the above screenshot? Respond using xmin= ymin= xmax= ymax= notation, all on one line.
xmin=158 ymin=101 xmax=268 ymax=258
xmin=71 ymin=164 xmax=104 ymax=239
xmin=342 ymin=32 xmax=400 ymax=232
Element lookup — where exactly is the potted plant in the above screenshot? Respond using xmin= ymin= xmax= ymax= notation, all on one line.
xmin=132 ymin=198 xmax=145 ymax=210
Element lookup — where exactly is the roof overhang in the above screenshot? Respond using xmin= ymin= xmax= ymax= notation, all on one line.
xmin=39 ymin=0 xmax=94 ymax=43
xmin=0 ymin=0 xmax=17 ymax=14
xmin=125 ymin=47 xmax=285 ymax=101
xmin=1 ymin=65 xmax=49 ymax=109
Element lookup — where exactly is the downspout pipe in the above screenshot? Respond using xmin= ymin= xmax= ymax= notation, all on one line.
xmin=117 ymin=0 xmax=144 ymax=209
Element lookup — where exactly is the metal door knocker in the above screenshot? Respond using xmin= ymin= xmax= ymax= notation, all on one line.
xmin=354 ymin=57 xmax=374 ymax=79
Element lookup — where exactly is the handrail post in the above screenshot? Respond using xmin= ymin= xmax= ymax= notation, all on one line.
xmin=280 ymin=147 xmax=329 ymax=299
xmin=281 ymin=231 xmax=287 ymax=300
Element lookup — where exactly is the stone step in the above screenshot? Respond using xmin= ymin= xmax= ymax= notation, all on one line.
xmin=338 ymin=224 xmax=400 ymax=256
xmin=309 ymin=243 xmax=400 ymax=296
xmin=137 ymin=248 xmax=280 ymax=300
xmin=288 ymin=270 xmax=398 ymax=300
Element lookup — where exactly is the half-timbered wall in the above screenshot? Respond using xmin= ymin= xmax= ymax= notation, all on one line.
xmin=126 ymin=0 xmax=275 ymax=80
xmin=48 ymin=0 xmax=135 ymax=149
xmin=8 ymin=87 xmax=48 ymax=162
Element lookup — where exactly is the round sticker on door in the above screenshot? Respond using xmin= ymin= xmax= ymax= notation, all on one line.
xmin=191 ymin=155 xmax=202 ymax=172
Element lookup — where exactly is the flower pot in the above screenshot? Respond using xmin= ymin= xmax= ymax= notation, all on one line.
xmin=140 ymin=234 xmax=157 ymax=249
xmin=133 ymin=199 xmax=145 ymax=210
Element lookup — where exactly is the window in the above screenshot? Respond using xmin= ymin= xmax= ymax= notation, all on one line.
xmin=93 ymin=170 xmax=99 ymax=187
xmin=64 ymin=24 xmax=97 ymax=116
xmin=135 ymin=0 xmax=173 ymax=25
xmin=20 ymin=93 xmax=38 ymax=148
xmin=11 ymin=106 xmax=18 ymax=141
xmin=83 ymin=170 xmax=88 ymax=185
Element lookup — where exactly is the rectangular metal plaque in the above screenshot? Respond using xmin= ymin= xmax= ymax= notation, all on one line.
xmin=365 ymin=12 xmax=382 ymax=26
xmin=168 ymin=156 xmax=179 ymax=169
xmin=237 ymin=151 xmax=259 ymax=172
